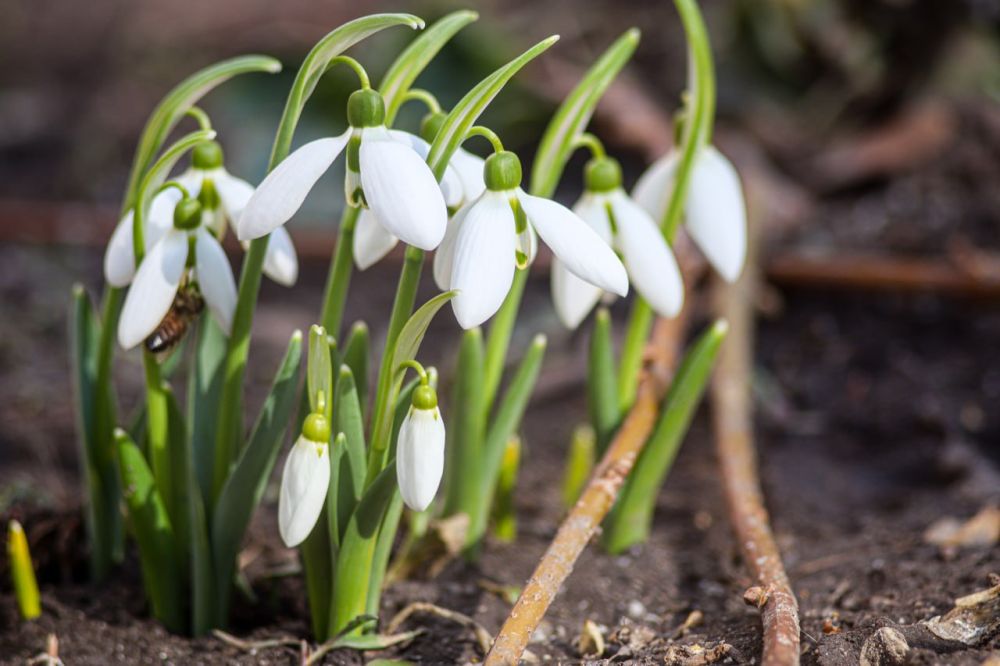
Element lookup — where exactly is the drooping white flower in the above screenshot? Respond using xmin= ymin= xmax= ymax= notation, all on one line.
xmin=116 ymin=197 xmax=237 ymax=350
xmin=351 ymin=129 xmax=485 ymax=270
xmin=396 ymin=384 xmax=445 ymax=512
xmin=551 ymin=157 xmax=683 ymax=329
xmin=237 ymin=88 xmax=448 ymax=258
xmin=278 ymin=413 xmax=331 ymax=547
xmin=434 ymin=150 xmax=628 ymax=329
xmin=632 ymin=145 xmax=747 ymax=282
xmin=104 ymin=140 xmax=298 ymax=289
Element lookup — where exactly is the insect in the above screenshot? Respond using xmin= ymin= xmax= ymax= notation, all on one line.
xmin=144 ymin=283 xmax=205 ymax=355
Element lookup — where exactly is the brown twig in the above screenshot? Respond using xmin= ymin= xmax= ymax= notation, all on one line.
xmin=712 ymin=229 xmax=801 ymax=665
xmin=485 ymin=307 xmax=689 ymax=665
xmin=387 ymin=602 xmax=494 ymax=656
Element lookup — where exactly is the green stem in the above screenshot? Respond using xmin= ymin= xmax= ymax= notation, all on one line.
xmin=617 ymin=298 xmax=653 ymax=414
xmin=365 ymin=246 xmax=424 ymax=486
xmin=400 ymin=88 xmax=441 ymax=114
xmin=481 ymin=268 xmax=528 ymax=415
xmin=142 ymin=351 xmax=173 ymax=522
xmin=319 ymin=206 xmax=360 ymax=338
xmin=572 ymin=132 xmax=606 ymax=159
xmin=465 ymin=125 xmax=505 ymax=153
xmin=325 ymin=55 xmax=371 ymax=89
xmin=184 ymin=106 xmax=213 ymax=131
xmin=212 ymin=236 xmax=268 ymax=502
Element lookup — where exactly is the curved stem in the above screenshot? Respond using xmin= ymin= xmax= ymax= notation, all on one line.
xmin=398 ymin=360 xmax=429 ymax=385
xmin=325 ymin=55 xmax=371 ymax=89
xmin=185 ymin=106 xmax=213 ymax=131
xmin=157 ymin=180 xmax=190 ymax=200
xmin=571 ymin=132 xmax=606 ymax=160
xmin=464 ymin=125 xmax=504 ymax=154
xmin=400 ymin=88 xmax=441 ymax=114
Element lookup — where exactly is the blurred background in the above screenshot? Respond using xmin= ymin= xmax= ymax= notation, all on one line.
xmin=1 ymin=1 xmax=999 ymax=661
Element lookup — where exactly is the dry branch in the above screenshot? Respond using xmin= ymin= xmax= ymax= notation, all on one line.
xmin=485 ymin=308 xmax=689 ymax=665
xmin=712 ymin=231 xmax=801 ymax=665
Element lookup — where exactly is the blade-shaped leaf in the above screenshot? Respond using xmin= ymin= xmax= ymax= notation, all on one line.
xmin=443 ymin=328 xmax=485 ymax=516
xmin=380 ymin=10 xmax=479 ymax=125
xmin=426 ymin=35 xmax=559 ymax=179
xmin=211 ymin=331 xmax=302 ymax=618
xmin=124 ymin=55 xmax=281 ymax=212
xmin=529 ymin=28 xmax=639 ymax=198
xmin=308 ymin=325 xmax=333 ymax=419
xmin=116 ymin=429 xmax=182 ymax=632
xmin=164 ymin=387 xmax=191 ymax=586
xmin=603 ymin=319 xmax=728 ymax=554
xmin=341 ymin=322 xmax=370 ymax=415
xmin=466 ymin=334 xmax=547 ymax=551
xmin=588 ymin=308 xmax=619 ymax=454
xmin=189 ymin=316 xmax=227 ymax=505
xmin=269 ymin=13 xmax=424 ymax=169
xmin=329 ymin=366 xmax=366 ymax=547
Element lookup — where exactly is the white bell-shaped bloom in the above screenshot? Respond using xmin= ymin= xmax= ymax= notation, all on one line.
xmin=434 ymin=185 xmax=628 ymax=330
xmin=278 ymin=431 xmax=330 ymax=547
xmin=552 ymin=189 xmax=684 ymax=329
xmin=632 ymin=145 xmax=747 ymax=282
xmin=116 ymin=201 xmax=237 ymax=350
xmin=350 ymin=130 xmax=479 ymax=271
xmin=396 ymin=403 xmax=445 ymax=512
xmin=104 ymin=188 xmax=183 ymax=288
xmin=237 ymin=88 xmax=450 ymax=259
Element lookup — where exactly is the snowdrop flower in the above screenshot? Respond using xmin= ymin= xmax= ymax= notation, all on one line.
xmin=278 ymin=411 xmax=331 ymax=547
xmin=104 ymin=141 xmax=298 ymax=289
xmin=238 ymin=88 xmax=448 ymax=258
xmin=552 ymin=156 xmax=683 ymax=329
xmin=434 ymin=150 xmax=628 ymax=329
xmin=632 ymin=145 xmax=747 ymax=282
xmin=396 ymin=381 xmax=445 ymax=512
xmin=352 ymin=111 xmax=484 ymax=271
xmin=117 ymin=197 xmax=237 ymax=350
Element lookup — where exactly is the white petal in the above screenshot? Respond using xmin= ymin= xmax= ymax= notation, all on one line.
xmin=278 ymin=435 xmax=330 ymax=547
xmin=213 ymin=170 xmax=255 ymax=224
xmin=352 ymin=208 xmax=399 ymax=270
xmin=104 ymin=189 xmax=182 ymax=288
xmin=611 ymin=191 xmax=684 ymax=318
xmin=237 ymin=132 xmax=349 ymax=240
xmin=518 ymin=191 xmax=628 ymax=297
xmin=195 ymin=227 xmax=237 ymax=335
xmin=117 ymin=229 xmax=188 ymax=350
xmin=262 ymin=226 xmax=299 ymax=286
xmin=396 ymin=407 xmax=445 ymax=512
xmin=432 ymin=200 xmax=473 ymax=291
xmin=174 ymin=168 xmax=204 ymax=200
xmin=360 ymin=128 xmax=447 ymax=251
xmin=686 ymin=147 xmax=748 ymax=282
xmin=631 ymin=150 xmax=679 ymax=222
xmin=549 ymin=194 xmax=614 ymax=329
xmin=449 ymin=192 xmax=517 ymax=329
xmin=451 ymin=148 xmax=486 ymax=202
xmin=383 ymin=131 xmax=462 ymax=205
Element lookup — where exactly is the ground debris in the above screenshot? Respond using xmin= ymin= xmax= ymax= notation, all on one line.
xmin=924 ymin=506 xmax=1000 ymax=555
xmin=662 ymin=642 xmax=734 ymax=666
xmin=577 ymin=618 xmax=606 ymax=659
xmin=859 ymin=627 xmax=909 ymax=666
xmin=923 ymin=581 xmax=1000 ymax=646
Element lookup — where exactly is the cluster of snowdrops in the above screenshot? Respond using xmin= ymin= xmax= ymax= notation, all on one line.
xmin=70 ymin=7 xmax=743 ymax=641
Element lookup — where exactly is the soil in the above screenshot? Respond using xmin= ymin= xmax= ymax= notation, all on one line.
xmin=2 ymin=106 xmax=999 ymax=666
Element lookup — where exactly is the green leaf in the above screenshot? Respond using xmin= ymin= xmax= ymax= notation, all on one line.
xmin=70 ymin=285 xmax=120 ymax=580
xmin=189 ymin=317 xmax=227 ymax=507
xmin=391 ymin=291 xmax=456 ymax=376
xmin=308 ymin=325 xmax=334 ymax=419
xmin=329 ymin=462 xmax=399 ymax=636
xmin=124 ymin=55 xmax=281 ymax=213
xmin=603 ymin=319 xmax=728 ymax=554
xmin=269 ymin=13 xmax=424 ymax=169
xmin=329 ymin=628 xmax=422 ymax=651
xmin=329 ymin=366 xmax=366 ymax=547
xmin=588 ymin=308 xmax=620 ymax=454
xmin=443 ymin=328 xmax=485 ymax=516
xmin=341 ymin=322 xmax=370 ymax=414
xmin=426 ymin=35 xmax=559 ymax=179
xmin=211 ymin=331 xmax=302 ymax=619
xmin=466 ymin=335 xmax=547 ymax=552
xmin=365 ymin=492 xmax=403 ymax=618
xmin=380 ymin=10 xmax=479 ymax=125
xmin=529 ymin=28 xmax=639 ymax=198
xmin=116 ymin=430 xmax=182 ymax=632
xmin=164 ymin=387 xmax=191 ymax=587
xmin=562 ymin=424 xmax=596 ymax=508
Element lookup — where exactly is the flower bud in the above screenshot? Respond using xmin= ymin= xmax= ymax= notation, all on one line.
xmin=278 ymin=416 xmax=331 ymax=548
xmin=396 ymin=387 xmax=445 ymax=512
